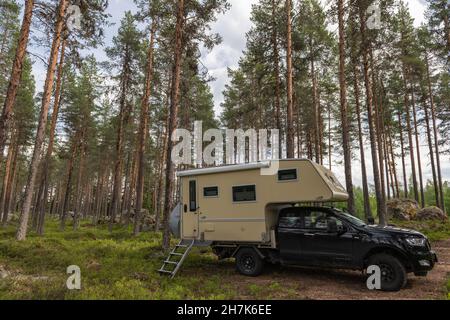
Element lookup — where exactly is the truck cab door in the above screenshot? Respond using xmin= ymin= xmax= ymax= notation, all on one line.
xmin=277 ymin=207 xmax=308 ymax=261
xmin=182 ymin=179 xmax=199 ymax=239
xmin=298 ymin=209 xmax=354 ymax=267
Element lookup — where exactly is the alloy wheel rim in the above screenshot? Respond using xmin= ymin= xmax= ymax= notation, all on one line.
xmin=379 ymin=263 xmax=395 ymax=283
xmin=242 ymin=255 xmax=255 ymax=271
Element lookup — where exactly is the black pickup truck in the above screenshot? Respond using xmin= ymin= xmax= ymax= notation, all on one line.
xmin=219 ymin=206 xmax=438 ymax=292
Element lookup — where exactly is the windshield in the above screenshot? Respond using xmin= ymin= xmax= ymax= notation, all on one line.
xmin=335 ymin=210 xmax=367 ymax=227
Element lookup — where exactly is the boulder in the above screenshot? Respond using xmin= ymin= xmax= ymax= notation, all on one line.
xmin=415 ymin=206 xmax=448 ymax=221
xmin=386 ymin=199 xmax=419 ymax=221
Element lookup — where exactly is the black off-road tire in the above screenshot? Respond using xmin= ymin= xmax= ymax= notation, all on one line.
xmin=367 ymin=253 xmax=407 ymax=292
xmin=235 ymin=248 xmax=264 ymax=277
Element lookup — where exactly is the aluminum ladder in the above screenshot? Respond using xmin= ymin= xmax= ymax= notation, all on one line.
xmin=158 ymin=239 xmax=195 ymax=279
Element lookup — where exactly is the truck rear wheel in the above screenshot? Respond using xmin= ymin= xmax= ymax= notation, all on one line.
xmin=235 ymin=248 xmax=264 ymax=277
xmin=368 ymin=253 xmax=407 ymax=292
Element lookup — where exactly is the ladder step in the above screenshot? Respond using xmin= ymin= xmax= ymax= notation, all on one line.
xmin=158 ymin=269 xmax=173 ymax=274
xmin=159 ymin=239 xmax=195 ymax=279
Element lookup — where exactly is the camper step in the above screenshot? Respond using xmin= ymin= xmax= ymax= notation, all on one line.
xmin=164 ymin=260 xmax=178 ymax=265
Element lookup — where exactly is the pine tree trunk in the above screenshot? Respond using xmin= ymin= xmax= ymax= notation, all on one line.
xmin=162 ymin=0 xmax=185 ymax=250
xmin=310 ymin=38 xmax=320 ymax=164
xmin=338 ymin=0 xmax=355 ymax=215
xmin=401 ymin=65 xmax=419 ymax=203
xmin=371 ymin=56 xmax=387 ymax=214
xmin=60 ymin=131 xmax=81 ymax=230
xmin=134 ymin=21 xmax=156 ymax=236
xmin=410 ymin=83 xmax=425 ymax=208
xmin=425 ymin=55 xmax=445 ymax=212
xmin=353 ymin=64 xmax=372 ymax=221
xmin=0 ymin=135 xmax=15 ymax=224
xmin=16 ymin=0 xmax=68 ymax=241
xmin=386 ymin=121 xmax=400 ymax=198
xmin=73 ymin=139 xmax=86 ymax=231
xmin=2 ymin=143 xmax=18 ymax=226
xmin=109 ymin=43 xmax=133 ymax=232
xmin=423 ymin=90 xmax=440 ymax=207
xmin=359 ymin=7 xmax=386 ymax=225
xmin=0 ymin=0 xmax=34 ymax=157
xmin=271 ymin=0 xmax=282 ymax=158
xmin=286 ymin=0 xmax=294 ymax=158
xmin=398 ymin=111 xmax=408 ymax=198
xmin=36 ymin=35 xmax=67 ymax=235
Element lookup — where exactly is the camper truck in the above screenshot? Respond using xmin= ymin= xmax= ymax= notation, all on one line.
xmin=160 ymin=159 xmax=437 ymax=291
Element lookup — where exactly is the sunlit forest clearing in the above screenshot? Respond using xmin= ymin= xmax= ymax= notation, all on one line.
xmin=0 ymin=0 xmax=449 ymax=300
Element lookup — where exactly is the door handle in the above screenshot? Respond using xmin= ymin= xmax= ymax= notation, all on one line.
xmin=303 ymin=233 xmax=315 ymax=237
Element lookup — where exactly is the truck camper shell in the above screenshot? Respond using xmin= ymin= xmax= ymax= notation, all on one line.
xmin=175 ymin=159 xmax=348 ymax=244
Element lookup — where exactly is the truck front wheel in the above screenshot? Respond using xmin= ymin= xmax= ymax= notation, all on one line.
xmin=367 ymin=253 xmax=407 ymax=291
xmin=235 ymin=248 xmax=264 ymax=277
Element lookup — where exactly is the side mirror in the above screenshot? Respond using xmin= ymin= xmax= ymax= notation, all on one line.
xmin=327 ymin=219 xmax=338 ymax=233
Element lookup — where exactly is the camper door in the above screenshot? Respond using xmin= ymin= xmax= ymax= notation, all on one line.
xmin=182 ymin=179 xmax=199 ymax=239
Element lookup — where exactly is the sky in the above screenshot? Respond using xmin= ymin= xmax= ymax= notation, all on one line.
xmin=28 ymin=0 xmax=449 ymax=187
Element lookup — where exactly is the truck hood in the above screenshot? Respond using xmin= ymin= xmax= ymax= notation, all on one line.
xmin=365 ymin=225 xmax=425 ymax=238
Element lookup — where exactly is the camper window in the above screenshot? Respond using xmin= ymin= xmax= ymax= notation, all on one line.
xmin=203 ymin=186 xmax=219 ymax=197
xmin=277 ymin=169 xmax=298 ymax=181
xmin=189 ymin=180 xmax=197 ymax=212
xmin=232 ymin=185 xmax=256 ymax=202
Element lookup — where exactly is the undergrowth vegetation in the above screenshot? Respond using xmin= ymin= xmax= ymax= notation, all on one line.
xmin=0 ymin=218 xmax=449 ymax=300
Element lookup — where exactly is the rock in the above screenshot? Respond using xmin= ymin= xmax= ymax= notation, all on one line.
xmin=415 ymin=206 xmax=448 ymax=221
xmin=87 ymin=261 xmax=101 ymax=271
xmin=386 ymin=199 xmax=419 ymax=221
xmin=0 ymin=265 xmax=11 ymax=279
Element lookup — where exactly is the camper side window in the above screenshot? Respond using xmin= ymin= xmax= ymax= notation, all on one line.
xmin=278 ymin=169 xmax=298 ymax=181
xmin=203 ymin=186 xmax=219 ymax=197
xmin=232 ymin=185 xmax=256 ymax=202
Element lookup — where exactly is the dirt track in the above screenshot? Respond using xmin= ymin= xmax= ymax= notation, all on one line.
xmin=193 ymin=239 xmax=450 ymax=300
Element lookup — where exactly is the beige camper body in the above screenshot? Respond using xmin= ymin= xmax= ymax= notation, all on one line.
xmin=177 ymin=159 xmax=348 ymax=244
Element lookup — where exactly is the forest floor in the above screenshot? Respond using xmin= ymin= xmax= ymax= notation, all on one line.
xmin=0 ymin=219 xmax=449 ymax=300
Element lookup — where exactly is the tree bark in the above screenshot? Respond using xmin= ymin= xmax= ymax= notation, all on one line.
xmin=338 ymin=0 xmax=355 ymax=214
xmin=162 ymin=0 xmax=185 ymax=250
xmin=16 ymin=0 xmax=68 ymax=241
xmin=0 ymin=134 xmax=15 ymax=224
xmin=359 ymin=6 xmax=386 ymax=225
xmin=310 ymin=38 xmax=320 ymax=164
xmin=60 ymin=130 xmax=81 ymax=230
xmin=425 ymin=54 xmax=445 ymax=212
xmin=134 ymin=21 xmax=156 ymax=236
xmin=286 ymin=0 xmax=294 ymax=158
xmin=398 ymin=111 xmax=408 ymax=197
xmin=353 ymin=64 xmax=372 ymax=221
xmin=271 ymin=0 xmax=282 ymax=158
xmin=410 ymin=82 xmax=425 ymax=207
xmin=401 ymin=65 xmax=419 ymax=203
xmin=2 ymin=143 xmax=18 ymax=226
xmin=0 ymin=0 xmax=34 ymax=158
xmin=423 ymin=88 xmax=440 ymax=207
xmin=109 ymin=46 xmax=133 ymax=232
xmin=36 ymin=35 xmax=67 ymax=235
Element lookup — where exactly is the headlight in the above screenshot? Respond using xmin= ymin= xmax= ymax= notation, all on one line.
xmin=404 ymin=237 xmax=427 ymax=247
